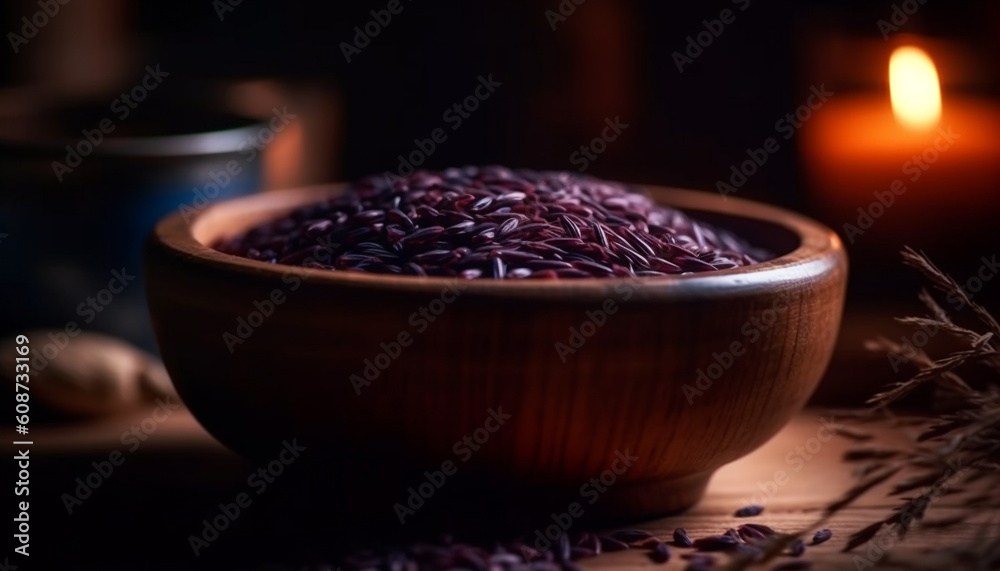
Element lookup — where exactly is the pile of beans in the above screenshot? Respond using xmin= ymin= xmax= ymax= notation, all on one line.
xmin=214 ymin=166 xmax=770 ymax=279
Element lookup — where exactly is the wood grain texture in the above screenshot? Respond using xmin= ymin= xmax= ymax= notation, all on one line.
xmin=143 ymin=184 xmax=848 ymax=520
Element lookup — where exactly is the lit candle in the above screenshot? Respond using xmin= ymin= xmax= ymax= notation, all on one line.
xmin=801 ymin=45 xmax=1000 ymax=246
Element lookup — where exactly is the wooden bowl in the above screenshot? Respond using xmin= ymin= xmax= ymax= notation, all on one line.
xmin=144 ymin=184 xmax=846 ymax=523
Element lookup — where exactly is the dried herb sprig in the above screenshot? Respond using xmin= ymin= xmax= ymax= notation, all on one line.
xmin=830 ymin=247 xmax=1000 ymax=560
xmin=726 ymin=248 xmax=1000 ymax=571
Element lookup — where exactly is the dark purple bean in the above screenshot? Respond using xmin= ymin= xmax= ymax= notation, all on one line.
xmin=492 ymin=257 xmax=506 ymax=279
xmin=625 ymin=228 xmax=658 ymax=257
xmin=735 ymin=504 xmax=765 ymax=517
xmin=736 ymin=524 xmax=768 ymax=543
xmin=556 ymin=534 xmax=571 ymax=562
xmin=402 ymin=226 xmax=446 ymax=245
xmin=460 ymin=268 xmax=482 ymax=279
xmin=679 ymin=256 xmax=718 ymax=272
xmin=336 ymin=253 xmax=375 ymax=266
xmin=442 ymin=210 xmax=474 ymax=223
xmin=471 ymin=231 xmax=496 ymax=246
xmin=387 ymin=208 xmax=415 ymax=228
xmin=510 ymin=222 xmax=551 ymax=239
xmin=385 ymin=225 xmax=408 ymax=244
xmin=498 ymin=218 xmax=520 ymax=236
xmin=526 ymin=260 xmax=574 ymax=270
xmin=810 ymin=529 xmax=832 ymax=545
xmin=521 ymin=242 xmax=567 ymax=255
xmin=496 ymin=250 xmax=544 ymax=263
xmin=673 ymin=528 xmax=693 ymax=547
xmin=604 ymin=214 xmax=631 ymax=226
xmin=740 ymin=523 xmax=776 ymax=535
xmin=649 ymin=542 xmax=670 ymax=563
xmin=352 ymin=209 xmax=386 ymax=223
xmin=560 ymin=216 xmax=581 ymax=239
xmin=404 ymin=262 xmax=427 ymax=276
xmin=469 ymin=196 xmax=494 ymax=212
xmin=581 ymin=534 xmax=600 ymax=555
xmin=494 ymin=194 xmax=527 ymax=209
xmin=447 ymin=220 xmax=476 ymax=233
xmin=616 ymin=245 xmax=649 ymax=268
xmin=588 ymin=221 xmax=609 ymax=248
xmin=415 ymin=204 xmax=442 ymax=219
xmin=649 ymin=257 xmax=682 ymax=272
xmin=305 ymin=220 xmax=334 ymax=238
xmin=692 ymin=535 xmax=740 ymax=552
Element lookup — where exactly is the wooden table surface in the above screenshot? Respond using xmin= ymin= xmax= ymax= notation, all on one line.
xmin=27 ymin=407 xmax=995 ymax=570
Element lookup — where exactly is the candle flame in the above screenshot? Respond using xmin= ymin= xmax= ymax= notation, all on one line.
xmin=889 ymin=46 xmax=942 ymax=131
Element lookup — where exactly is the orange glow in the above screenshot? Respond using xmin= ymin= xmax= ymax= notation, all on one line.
xmin=889 ymin=46 xmax=942 ymax=131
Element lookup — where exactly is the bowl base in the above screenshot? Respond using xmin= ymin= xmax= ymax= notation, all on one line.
xmin=583 ymin=471 xmax=713 ymax=522
xmin=237 ymin=457 xmax=714 ymax=539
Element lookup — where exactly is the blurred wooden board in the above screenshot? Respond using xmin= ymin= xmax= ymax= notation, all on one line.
xmin=27 ymin=408 xmax=996 ymax=569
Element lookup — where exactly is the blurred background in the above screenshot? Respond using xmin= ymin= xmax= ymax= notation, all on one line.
xmin=4 ymin=0 xmax=1000 ymax=403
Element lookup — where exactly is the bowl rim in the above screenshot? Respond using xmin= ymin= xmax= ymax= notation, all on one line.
xmin=150 ymin=183 xmax=846 ymax=301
